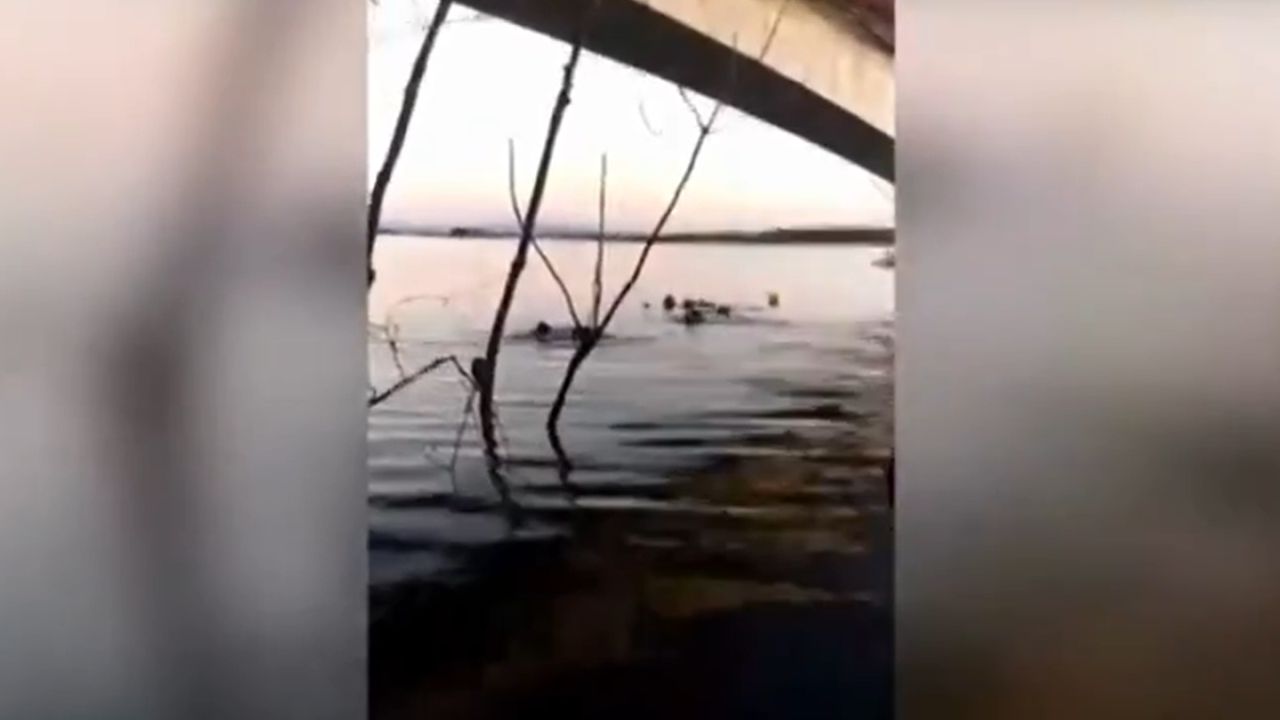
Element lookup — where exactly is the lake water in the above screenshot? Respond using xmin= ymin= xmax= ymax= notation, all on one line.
xmin=368 ymin=235 xmax=894 ymax=719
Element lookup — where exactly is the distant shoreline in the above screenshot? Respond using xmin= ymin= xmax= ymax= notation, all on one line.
xmin=380 ymin=226 xmax=894 ymax=246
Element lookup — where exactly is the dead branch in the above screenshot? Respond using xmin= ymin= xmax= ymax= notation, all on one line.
xmin=385 ymin=320 xmax=408 ymax=378
xmin=446 ymin=385 xmax=478 ymax=492
xmin=546 ymin=103 xmax=719 ymax=461
xmin=545 ymin=1 xmax=792 ymax=465
xmin=368 ymin=352 xmax=474 ymax=408
xmin=368 ymin=354 xmax=453 ymax=407
xmin=638 ymin=100 xmax=664 ymax=137
xmin=367 ymin=0 xmax=454 ymax=287
xmin=477 ymin=13 xmax=592 ymax=476
xmin=676 ymin=86 xmax=710 ymax=131
xmin=507 ymin=138 xmax=584 ymax=328
xmin=592 ymin=153 xmax=608 ymax=325
xmin=378 ymin=292 xmax=450 ymax=381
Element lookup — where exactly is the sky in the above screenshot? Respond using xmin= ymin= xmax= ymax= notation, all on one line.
xmin=368 ymin=1 xmax=894 ymax=233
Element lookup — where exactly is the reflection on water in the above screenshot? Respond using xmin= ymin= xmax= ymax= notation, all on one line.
xmin=369 ymin=236 xmax=893 ymax=720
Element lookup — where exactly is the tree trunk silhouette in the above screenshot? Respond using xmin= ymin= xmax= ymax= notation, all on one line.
xmin=367 ymin=0 xmax=454 ymax=287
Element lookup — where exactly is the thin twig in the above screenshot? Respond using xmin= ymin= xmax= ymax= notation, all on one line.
xmin=368 ymin=354 xmax=454 ymax=407
xmin=720 ymin=1 xmax=789 ymax=109
xmin=638 ymin=100 xmax=664 ymax=137
xmin=379 ymin=292 xmax=450 ymax=380
xmin=446 ymin=354 xmax=477 ymax=386
xmin=367 ymin=0 xmax=455 ymax=287
xmin=447 ymin=386 xmax=478 ymax=492
xmin=677 ymin=86 xmax=709 ymax=131
xmin=598 ymin=0 xmax=791 ymax=330
xmin=592 ymin=153 xmax=607 ymax=326
xmin=385 ymin=319 xmax=408 ymax=378
xmin=508 ymin=138 xmax=583 ymax=328
xmin=597 ymin=105 xmax=720 ymax=331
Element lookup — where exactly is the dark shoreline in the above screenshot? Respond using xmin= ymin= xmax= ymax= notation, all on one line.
xmin=380 ymin=227 xmax=895 ymax=247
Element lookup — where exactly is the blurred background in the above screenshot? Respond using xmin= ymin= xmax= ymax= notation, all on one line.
xmin=899 ymin=2 xmax=1280 ymax=717
xmin=0 ymin=3 xmax=366 ymax=718
xmin=2 ymin=1 xmax=1279 ymax=718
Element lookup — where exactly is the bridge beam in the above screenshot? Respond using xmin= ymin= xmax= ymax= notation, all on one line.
xmin=459 ymin=0 xmax=895 ymax=182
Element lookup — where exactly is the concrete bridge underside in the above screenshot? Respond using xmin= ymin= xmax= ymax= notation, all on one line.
xmin=460 ymin=0 xmax=895 ymax=182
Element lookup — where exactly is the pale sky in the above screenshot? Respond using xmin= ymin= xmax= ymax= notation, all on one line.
xmin=368 ymin=1 xmax=894 ymax=233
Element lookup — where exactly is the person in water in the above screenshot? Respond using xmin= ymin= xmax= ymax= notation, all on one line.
xmin=681 ymin=306 xmax=706 ymax=325
xmin=531 ymin=321 xmax=597 ymax=345
xmin=662 ymin=294 xmax=677 ymax=312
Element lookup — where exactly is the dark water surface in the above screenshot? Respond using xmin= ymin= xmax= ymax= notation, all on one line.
xmin=369 ymin=236 xmax=893 ymax=719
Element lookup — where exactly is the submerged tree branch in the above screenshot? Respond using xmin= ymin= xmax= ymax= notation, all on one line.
xmin=545 ymin=1 xmax=793 ymax=466
xmin=545 ymin=104 xmax=717 ymax=461
xmin=477 ymin=15 xmax=591 ymax=474
xmin=367 ymin=0 xmax=454 ymax=288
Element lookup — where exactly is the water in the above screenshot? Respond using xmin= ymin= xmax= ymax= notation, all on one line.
xmin=368 ymin=235 xmax=894 ymax=719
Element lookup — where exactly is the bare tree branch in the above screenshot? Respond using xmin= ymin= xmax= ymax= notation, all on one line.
xmin=545 ymin=0 xmax=793 ymax=465
xmin=507 ymin=138 xmax=584 ymax=328
xmin=447 ymin=385 xmax=478 ymax=492
xmin=592 ymin=153 xmax=608 ymax=325
xmin=598 ymin=107 xmax=721 ymax=330
xmin=545 ymin=99 xmax=718 ymax=462
xmin=676 ymin=86 xmax=709 ymax=131
xmin=367 ymin=0 xmax=454 ymax=288
xmin=637 ymin=99 xmax=664 ymax=137
xmin=385 ymin=320 xmax=408 ymax=378
xmin=368 ymin=354 xmax=453 ymax=407
xmin=368 ymin=351 xmax=475 ymax=408
xmin=376 ymin=292 xmax=450 ymax=381
xmin=477 ymin=12 xmax=591 ymax=477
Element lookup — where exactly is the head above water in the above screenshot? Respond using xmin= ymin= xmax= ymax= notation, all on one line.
xmin=767 ymin=292 xmax=780 ymax=308
xmin=662 ymin=294 xmax=677 ymax=311
xmin=534 ymin=321 xmax=552 ymax=338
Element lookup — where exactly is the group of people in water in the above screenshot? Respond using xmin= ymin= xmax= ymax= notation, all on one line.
xmin=652 ymin=291 xmax=781 ymax=326
xmin=524 ymin=291 xmax=781 ymax=344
